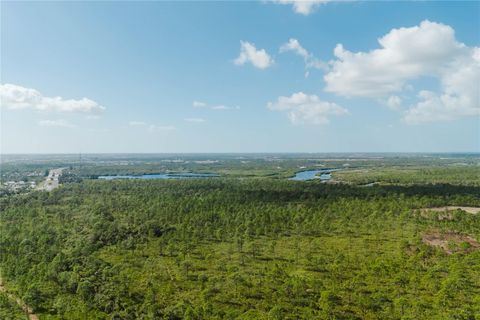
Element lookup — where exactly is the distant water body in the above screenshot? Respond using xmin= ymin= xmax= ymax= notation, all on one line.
xmin=98 ymin=173 xmax=219 ymax=180
xmin=289 ymin=169 xmax=339 ymax=181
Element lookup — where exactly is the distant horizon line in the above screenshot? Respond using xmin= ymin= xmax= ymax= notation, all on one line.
xmin=2 ymin=152 xmax=480 ymax=155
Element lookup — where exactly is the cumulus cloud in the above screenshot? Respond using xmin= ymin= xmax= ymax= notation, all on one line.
xmin=38 ymin=119 xmax=76 ymax=128
xmin=385 ymin=95 xmax=402 ymax=110
xmin=280 ymin=38 xmax=310 ymax=59
xmin=280 ymin=38 xmax=328 ymax=75
xmin=267 ymin=92 xmax=348 ymax=125
xmin=184 ymin=118 xmax=206 ymax=123
xmin=324 ymin=20 xmax=480 ymax=124
xmin=272 ymin=0 xmax=332 ymax=15
xmin=404 ymin=48 xmax=480 ymax=124
xmin=0 ymin=83 xmax=105 ymax=113
xmin=234 ymin=41 xmax=273 ymax=69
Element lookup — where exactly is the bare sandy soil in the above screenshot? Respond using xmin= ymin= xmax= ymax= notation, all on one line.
xmin=422 ymin=231 xmax=479 ymax=255
xmin=420 ymin=206 xmax=480 ymax=214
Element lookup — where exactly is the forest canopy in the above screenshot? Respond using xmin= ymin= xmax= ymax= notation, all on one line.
xmin=1 ymin=173 xmax=479 ymax=319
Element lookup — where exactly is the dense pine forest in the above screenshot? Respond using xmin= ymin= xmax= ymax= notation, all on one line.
xmin=1 ymin=172 xmax=480 ymax=319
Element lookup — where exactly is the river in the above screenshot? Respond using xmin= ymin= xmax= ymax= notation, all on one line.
xmin=98 ymin=172 xmax=219 ymax=180
xmin=289 ymin=169 xmax=340 ymax=181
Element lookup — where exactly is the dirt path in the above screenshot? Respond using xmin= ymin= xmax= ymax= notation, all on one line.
xmin=0 ymin=277 xmax=39 ymax=320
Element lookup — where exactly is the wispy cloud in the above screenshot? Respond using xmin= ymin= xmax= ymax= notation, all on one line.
xmin=211 ymin=105 xmax=240 ymax=111
xmin=280 ymin=38 xmax=328 ymax=76
xmin=128 ymin=121 xmax=175 ymax=132
xmin=184 ymin=118 xmax=206 ymax=123
xmin=38 ymin=119 xmax=76 ymax=128
xmin=1 ymin=83 xmax=105 ymax=113
xmin=129 ymin=121 xmax=148 ymax=126
xmin=192 ymin=101 xmax=240 ymax=111
xmin=148 ymin=124 xmax=176 ymax=132
xmin=193 ymin=101 xmax=207 ymax=108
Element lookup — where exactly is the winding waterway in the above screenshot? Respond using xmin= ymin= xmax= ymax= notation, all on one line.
xmin=98 ymin=173 xmax=219 ymax=180
xmin=289 ymin=169 xmax=340 ymax=181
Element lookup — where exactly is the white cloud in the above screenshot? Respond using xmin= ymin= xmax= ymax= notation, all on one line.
xmin=272 ymin=0 xmax=332 ymax=15
xmin=0 ymin=83 xmax=105 ymax=112
xmin=405 ymin=48 xmax=480 ymax=124
xmin=192 ymin=101 xmax=240 ymax=111
xmin=211 ymin=105 xmax=228 ymax=110
xmin=267 ymin=92 xmax=348 ymax=125
xmin=280 ymin=38 xmax=328 ymax=74
xmin=385 ymin=95 xmax=402 ymax=110
xmin=324 ymin=20 xmax=480 ymax=124
xmin=234 ymin=41 xmax=273 ymax=69
xmin=325 ymin=20 xmax=468 ymax=97
xmin=184 ymin=118 xmax=206 ymax=123
xmin=129 ymin=121 xmax=175 ymax=132
xmin=280 ymin=38 xmax=310 ymax=59
xmin=129 ymin=121 xmax=147 ymax=126
xmin=193 ymin=100 xmax=207 ymax=108
xmin=211 ymin=105 xmax=240 ymax=110
xmin=38 ymin=119 xmax=76 ymax=128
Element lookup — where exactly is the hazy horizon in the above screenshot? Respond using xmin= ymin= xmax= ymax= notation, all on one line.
xmin=2 ymin=152 xmax=480 ymax=156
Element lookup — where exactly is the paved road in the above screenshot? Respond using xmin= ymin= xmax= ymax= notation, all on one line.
xmin=39 ymin=168 xmax=64 ymax=191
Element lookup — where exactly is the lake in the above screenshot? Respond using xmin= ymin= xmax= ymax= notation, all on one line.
xmin=98 ymin=172 xmax=219 ymax=180
xmin=289 ymin=169 xmax=338 ymax=181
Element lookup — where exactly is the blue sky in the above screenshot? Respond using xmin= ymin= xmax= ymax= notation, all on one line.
xmin=1 ymin=1 xmax=479 ymax=153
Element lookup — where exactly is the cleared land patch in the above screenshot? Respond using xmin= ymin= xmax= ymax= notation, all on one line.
xmin=418 ymin=206 xmax=480 ymax=220
xmin=422 ymin=231 xmax=479 ymax=255
xmin=421 ymin=206 xmax=480 ymax=214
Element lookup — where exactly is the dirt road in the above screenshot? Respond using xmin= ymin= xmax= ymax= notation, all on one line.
xmin=0 ymin=277 xmax=39 ymax=320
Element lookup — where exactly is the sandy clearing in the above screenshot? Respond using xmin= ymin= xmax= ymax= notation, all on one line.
xmin=420 ymin=206 xmax=480 ymax=214
xmin=422 ymin=231 xmax=479 ymax=255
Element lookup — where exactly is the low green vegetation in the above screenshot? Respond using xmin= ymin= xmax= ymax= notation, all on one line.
xmin=0 ymin=292 xmax=25 ymax=320
xmin=333 ymin=166 xmax=480 ymax=186
xmin=1 ymin=175 xmax=479 ymax=319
